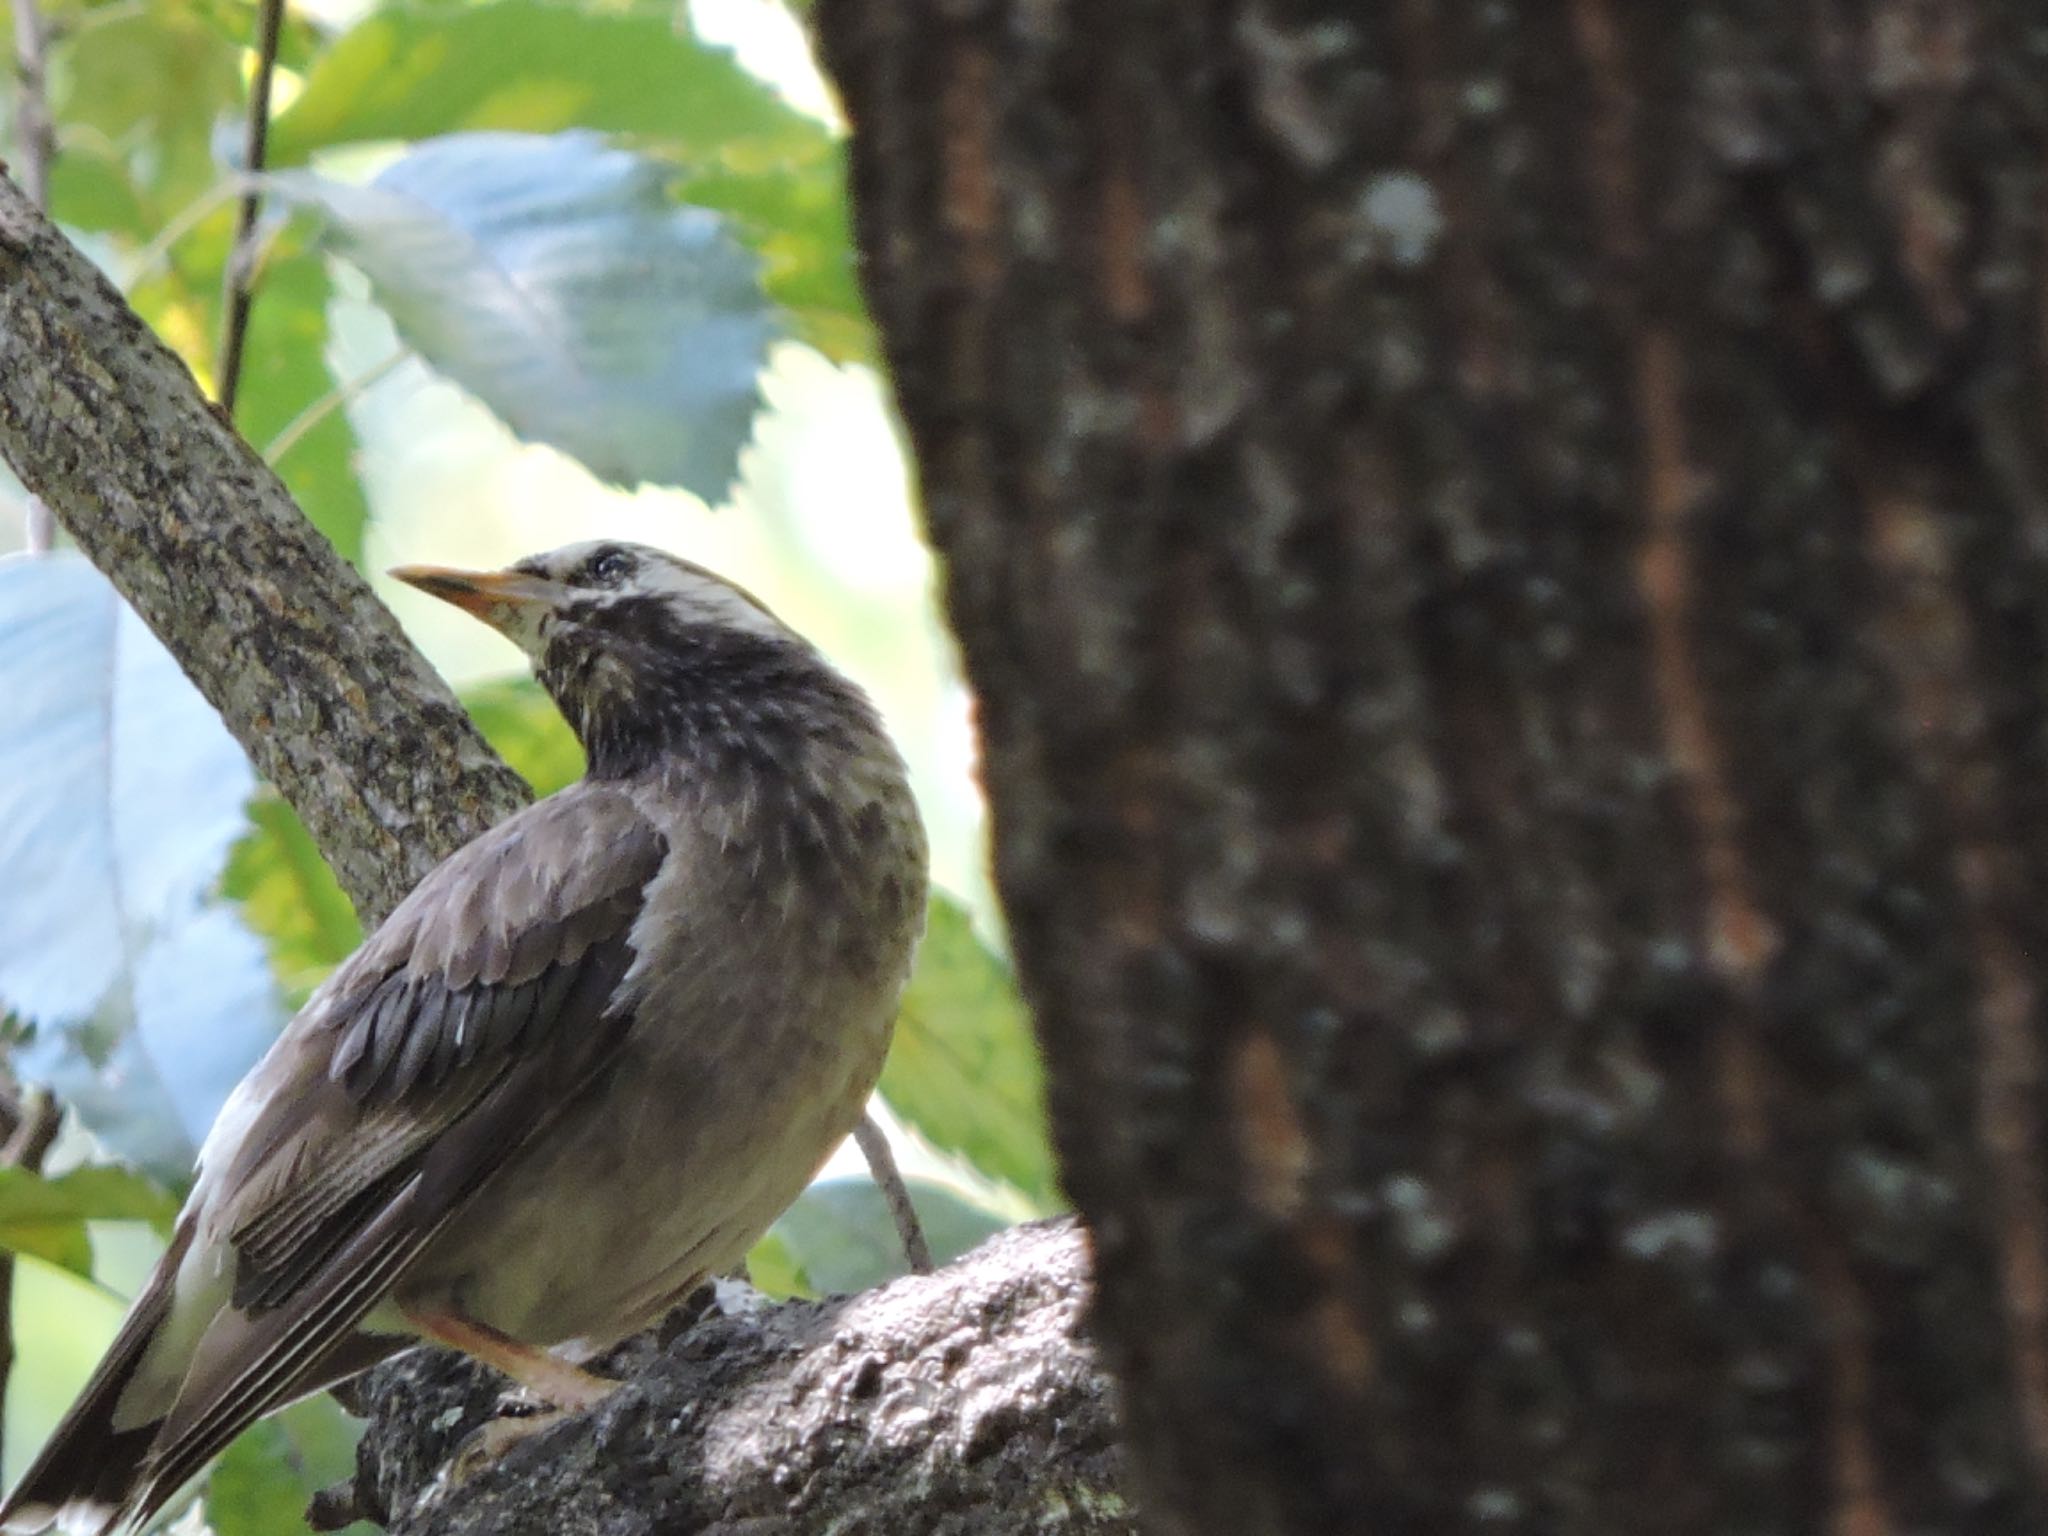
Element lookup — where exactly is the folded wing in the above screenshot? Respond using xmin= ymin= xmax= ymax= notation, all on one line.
xmin=3 ymin=783 xmax=665 ymax=1534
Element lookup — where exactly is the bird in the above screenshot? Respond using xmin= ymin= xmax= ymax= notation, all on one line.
xmin=1 ymin=541 xmax=928 ymax=1535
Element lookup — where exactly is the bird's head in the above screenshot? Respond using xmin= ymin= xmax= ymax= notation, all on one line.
xmin=393 ymin=541 xmax=843 ymax=778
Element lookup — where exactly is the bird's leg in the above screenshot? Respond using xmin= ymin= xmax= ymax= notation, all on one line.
xmin=404 ymin=1309 xmax=624 ymax=1487
xmin=403 ymin=1308 xmax=619 ymax=1411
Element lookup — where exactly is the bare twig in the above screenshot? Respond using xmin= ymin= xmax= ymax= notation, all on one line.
xmin=23 ymin=497 xmax=55 ymax=552
xmin=0 ymin=1088 xmax=64 ymax=1471
xmin=216 ymin=0 xmax=285 ymax=417
xmin=3 ymin=0 xmax=62 ymax=1460
xmin=852 ymin=1112 xmax=933 ymax=1274
xmin=1 ymin=1088 xmax=61 ymax=1169
xmin=10 ymin=0 xmax=56 ymax=211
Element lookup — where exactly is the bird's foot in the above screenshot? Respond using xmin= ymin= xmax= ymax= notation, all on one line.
xmin=445 ymin=1407 xmax=576 ymax=1486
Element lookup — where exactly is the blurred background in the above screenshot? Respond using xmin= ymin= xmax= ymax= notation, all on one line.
xmin=0 ymin=0 xmax=1055 ymax=1526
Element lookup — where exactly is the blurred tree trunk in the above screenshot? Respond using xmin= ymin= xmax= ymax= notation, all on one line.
xmin=818 ymin=4 xmax=2048 ymax=1533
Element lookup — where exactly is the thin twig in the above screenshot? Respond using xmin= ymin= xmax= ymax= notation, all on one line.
xmin=0 ymin=1088 xmax=63 ymax=1473
xmin=216 ymin=0 xmax=285 ymax=418
xmin=10 ymin=0 xmax=56 ymax=210
xmin=4 ymin=0 xmax=61 ymax=1456
xmin=852 ymin=1113 xmax=933 ymax=1274
xmin=1 ymin=1089 xmax=61 ymax=1171
xmin=23 ymin=497 xmax=55 ymax=552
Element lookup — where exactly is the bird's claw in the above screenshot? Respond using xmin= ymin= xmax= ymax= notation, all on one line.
xmin=444 ymin=1407 xmax=574 ymax=1486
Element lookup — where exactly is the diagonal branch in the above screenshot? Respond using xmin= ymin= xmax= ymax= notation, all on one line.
xmin=0 ymin=171 xmax=527 ymax=925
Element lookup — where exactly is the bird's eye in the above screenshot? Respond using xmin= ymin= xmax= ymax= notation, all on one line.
xmin=588 ymin=549 xmax=632 ymax=587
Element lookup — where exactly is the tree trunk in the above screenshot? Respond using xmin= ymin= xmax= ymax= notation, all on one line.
xmin=817 ymin=3 xmax=2048 ymax=1533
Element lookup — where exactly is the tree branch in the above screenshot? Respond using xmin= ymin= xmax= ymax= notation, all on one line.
xmin=0 ymin=171 xmax=527 ymax=925
xmin=331 ymin=1221 xmax=1133 ymax=1536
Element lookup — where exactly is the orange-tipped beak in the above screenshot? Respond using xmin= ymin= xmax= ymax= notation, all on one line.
xmin=389 ymin=564 xmax=564 ymax=640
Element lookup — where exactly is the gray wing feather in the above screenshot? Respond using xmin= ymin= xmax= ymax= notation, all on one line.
xmin=222 ymin=787 xmax=664 ymax=1303
xmin=119 ymin=784 xmax=667 ymax=1522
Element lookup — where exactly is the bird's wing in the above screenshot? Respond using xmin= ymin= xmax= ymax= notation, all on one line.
xmin=127 ymin=782 xmax=667 ymax=1520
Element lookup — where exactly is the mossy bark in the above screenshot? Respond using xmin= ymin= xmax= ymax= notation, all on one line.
xmin=818 ymin=4 xmax=2048 ymax=1532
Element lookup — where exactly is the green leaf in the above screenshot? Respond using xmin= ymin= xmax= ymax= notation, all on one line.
xmin=45 ymin=143 xmax=151 ymax=239
xmin=461 ymin=676 xmax=583 ymax=795
xmin=881 ymin=899 xmax=1060 ymax=1210
xmin=237 ymin=239 xmax=373 ymax=567
xmin=753 ymin=1177 xmax=1012 ymax=1298
xmin=270 ymin=0 xmax=821 ymax=167
xmin=184 ymin=0 xmax=326 ymax=73
xmin=0 ymin=556 xmax=287 ymax=1182
xmin=0 ymin=1166 xmax=178 ymax=1280
xmin=744 ymin=1229 xmax=807 ymax=1299
xmin=675 ymin=145 xmax=870 ymax=365
xmin=205 ymin=1422 xmax=305 ymax=1536
xmin=208 ymin=1397 xmax=370 ymax=1536
xmin=274 ymin=131 xmax=779 ymax=502
xmin=222 ymin=794 xmax=362 ymax=1007
xmin=49 ymin=0 xmax=240 ymax=221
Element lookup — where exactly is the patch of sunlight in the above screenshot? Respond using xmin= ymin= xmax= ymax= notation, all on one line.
xmin=5 ymin=1259 xmax=123 ymax=1488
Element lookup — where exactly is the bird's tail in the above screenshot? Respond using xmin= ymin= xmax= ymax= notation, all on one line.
xmin=1 ymin=1216 xmax=401 ymax=1536
xmin=0 ymin=1224 xmax=194 ymax=1535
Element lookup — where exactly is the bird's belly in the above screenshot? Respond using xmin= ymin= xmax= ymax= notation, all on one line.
xmin=388 ymin=988 xmax=891 ymax=1350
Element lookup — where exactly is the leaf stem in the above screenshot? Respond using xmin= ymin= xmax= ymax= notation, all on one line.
xmin=264 ymin=349 xmax=408 ymax=467
xmin=216 ymin=0 xmax=285 ymax=418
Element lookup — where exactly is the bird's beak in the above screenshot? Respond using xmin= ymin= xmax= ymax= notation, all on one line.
xmin=389 ymin=564 xmax=563 ymax=642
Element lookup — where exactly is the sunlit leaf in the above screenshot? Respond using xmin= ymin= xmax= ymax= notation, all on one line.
xmin=269 ymin=0 xmax=820 ymax=168
xmin=675 ymin=144 xmax=869 ymax=365
xmin=744 ymin=1229 xmax=806 ymax=1300
xmin=273 ymin=131 xmax=779 ymax=502
xmin=881 ymin=899 xmax=1060 ymax=1210
xmin=48 ymin=0 xmax=239 ymax=221
xmin=238 ymin=238 xmax=373 ymax=567
xmin=223 ymin=793 xmax=361 ymax=1008
xmin=45 ymin=143 xmax=150 ymax=239
xmin=752 ymin=1176 xmax=1012 ymax=1299
xmin=0 ymin=1166 xmax=177 ymax=1280
xmin=461 ymin=675 xmax=583 ymax=795
xmin=0 ymin=556 xmax=285 ymax=1181
xmin=184 ymin=0 xmax=325 ymax=73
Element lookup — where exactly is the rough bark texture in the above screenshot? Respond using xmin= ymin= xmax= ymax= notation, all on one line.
xmin=818 ymin=3 xmax=2048 ymax=1534
xmin=0 ymin=172 xmax=525 ymax=926
xmin=338 ymin=1221 xmax=1129 ymax=1536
